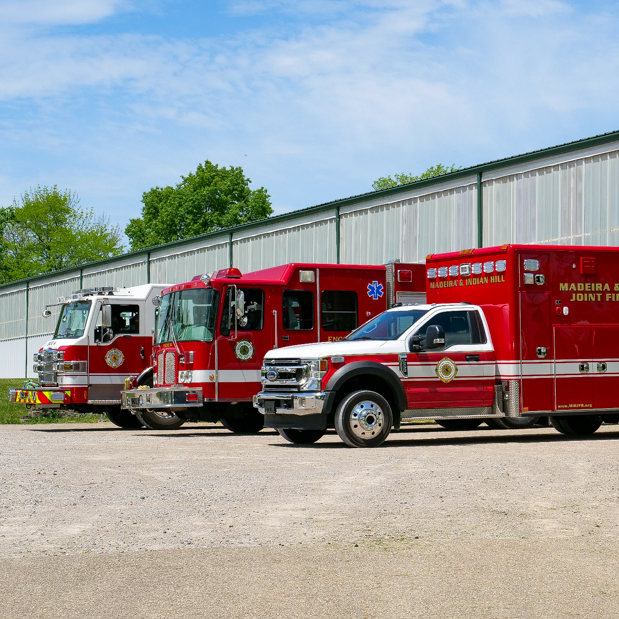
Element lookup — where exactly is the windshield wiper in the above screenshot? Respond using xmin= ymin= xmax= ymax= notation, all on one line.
xmin=348 ymin=336 xmax=376 ymax=341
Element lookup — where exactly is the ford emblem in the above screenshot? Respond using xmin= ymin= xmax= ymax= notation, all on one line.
xmin=266 ymin=369 xmax=278 ymax=382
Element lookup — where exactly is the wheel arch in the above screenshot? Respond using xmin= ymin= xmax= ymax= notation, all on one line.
xmin=324 ymin=361 xmax=406 ymax=427
xmin=136 ymin=366 xmax=154 ymax=387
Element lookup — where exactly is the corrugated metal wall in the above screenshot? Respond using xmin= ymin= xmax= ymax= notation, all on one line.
xmin=234 ymin=215 xmax=337 ymax=272
xmin=484 ymin=149 xmax=619 ymax=246
xmin=1 ymin=137 xmax=618 ymax=377
xmin=150 ymin=239 xmax=230 ymax=283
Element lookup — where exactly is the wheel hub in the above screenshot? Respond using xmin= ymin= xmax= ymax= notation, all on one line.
xmin=349 ymin=400 xmax=384 ymax=438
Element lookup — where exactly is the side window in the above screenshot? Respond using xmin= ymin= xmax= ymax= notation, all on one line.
xmin=220 ymin=287 xmax=264 ymax=335
xmin=321 ymin=291 xmax=358 ymax=332
xmin=424 ymin=310 xmax=478 ymax=348
xmin=283 ymin=290 xmax=314 ymax=331
xmin=113 ymin=305 xmax=140 ymax=335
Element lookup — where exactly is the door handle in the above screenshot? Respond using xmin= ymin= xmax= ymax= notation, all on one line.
xmin=466 ymin=354 xmax=480 ymax=362
xmin=579 ymin=362 xmax=590 ymax=373
xmin=597 ymin=362 xmax=607 ymax=373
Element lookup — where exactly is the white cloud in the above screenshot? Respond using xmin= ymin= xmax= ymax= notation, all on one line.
xmin=0 ymin=0 xmax=127 ymax=26
xmin=0 ymin=0 xmax=618 ymax=225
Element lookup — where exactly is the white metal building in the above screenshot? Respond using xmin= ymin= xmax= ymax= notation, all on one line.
xmin=2 ymin=130 xmax=618 ymax=378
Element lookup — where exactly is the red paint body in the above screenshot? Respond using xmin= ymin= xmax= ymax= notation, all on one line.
xmin=151 ymin=263 xmax=425 ymax=406
xmin=426 ymin=244 xmax=619 ymax=414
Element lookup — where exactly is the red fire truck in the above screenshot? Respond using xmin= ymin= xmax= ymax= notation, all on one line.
xmin=9 ymin=285 xmax=167 ymax=428
xmin=254 ymin=245 xmax=619 ymax=447
xmin=121 ymin=262 xmax=425 ymax=431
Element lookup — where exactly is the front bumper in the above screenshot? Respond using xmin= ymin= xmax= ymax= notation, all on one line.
xmin=9 ymin=388 xmax=71 ymax=408
xmin=121 ymin=387 xmax=203 ymax=411
xmin=253 ymin=391 xmax=326 ymax=416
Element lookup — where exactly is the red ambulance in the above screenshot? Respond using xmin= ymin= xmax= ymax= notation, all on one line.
xmin=254 ymin=245 xmax=619 ymax=447
xmin=121 ymin=262 xmax=425 ymax=431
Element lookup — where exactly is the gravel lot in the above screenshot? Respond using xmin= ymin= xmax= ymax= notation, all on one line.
xmin=1 ymin=421 xmax=619 ymax=617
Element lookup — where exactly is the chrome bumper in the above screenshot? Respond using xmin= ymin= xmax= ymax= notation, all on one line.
xmin=122 ymin=387 xmax=203 ymax=410
xmin=253 ymin=391 xmax=326 ymax=416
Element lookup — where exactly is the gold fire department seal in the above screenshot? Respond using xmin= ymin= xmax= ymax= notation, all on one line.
xmin=105 ymin=348 xmax=125 ymax=369
xmin=235 ymin=339 xmax=254 ymax=362
xmin=435 ymin=357 xmax=458 ymax=383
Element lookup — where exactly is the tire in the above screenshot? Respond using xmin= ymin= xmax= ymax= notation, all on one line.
xmin=136 ymin=409 xmax=186 ymax=430
xmin=334 ymin=390 xmax=392 ymax=448
xmin=602 ymin=414 xmax=619 ymax=424
xmin=486 ymin=416 xmax=540 ymax=430
xmin=436 ymin=419 xmax=483 ymax=431
xmin=551 ymin=415 xmax=602 ymax=436
xmin=277 ymin=428 xmax=325 ymax=444
xmin=220 ymin=406 xmax=264 ymax=434
xmin=104 ymin=405 xmax=143 ymax=429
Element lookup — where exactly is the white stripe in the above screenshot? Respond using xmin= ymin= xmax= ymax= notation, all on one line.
xmin=191 ymin=369 xmax=262 ymax=384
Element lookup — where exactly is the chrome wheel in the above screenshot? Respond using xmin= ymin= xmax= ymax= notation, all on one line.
xmin=349 ymin=400 xmax=384 ymax=439
xmin=335 ymin=390 xmax=393 ymax=448
xmin=135 ymin=409 xmax=185 ymax=430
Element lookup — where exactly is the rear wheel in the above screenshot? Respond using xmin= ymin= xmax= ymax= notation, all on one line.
xmin=486 ymin=416 xmax=540 ymax=430
xmin=334 ymin=390 xmax=392 ymax=448
xmin=136 ymin=409 xmax=185 ymax=430
xmin=551 ymin=415 xmax=602 ymax=436
xmin=436 ymin=419 xmax=483 ymax=431
xmin=220 ymin=406 xmax=264 ymax=434
xmin=277 ymin=428 xmax=325 ymax=444
xmin=104 ymin=405 xmax=143 ymax=429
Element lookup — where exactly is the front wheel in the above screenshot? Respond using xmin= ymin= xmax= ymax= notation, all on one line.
xmin=334 ymin=390 xmax=392 ymax=448
xmin=104 ymin=405 xmax=143 ymax=429
xmin=220 ymin=406 xmax=264 ymax=434
xmin=136 ymin=409 xmax=185 ymax=430
xmin=277 ymin=428 xmax=325 ymax=444
xmin=551 ymin=415 xmax=602 ymax=436
xmin=486 ymin=416 xmax=540 ymax=430
xmin=436 ymin=419 xmax=483 ymax=431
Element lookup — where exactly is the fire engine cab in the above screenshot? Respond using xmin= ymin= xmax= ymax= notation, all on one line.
xmin=121 ymin=262 xmax=425 ymax=431
xmin=255 ymin=245 xmax=619 ymax=447
xmin=9 ymin=284 xmax=166 ymax=428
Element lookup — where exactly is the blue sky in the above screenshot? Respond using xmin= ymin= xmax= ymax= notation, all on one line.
xmin=0 ymin=0 xmax=618 ymax=244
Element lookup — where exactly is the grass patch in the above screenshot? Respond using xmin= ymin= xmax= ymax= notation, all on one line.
xmin=0 ymin=378 xmax=100 ymax=424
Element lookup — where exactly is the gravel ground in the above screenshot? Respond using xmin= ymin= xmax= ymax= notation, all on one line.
xmin=1 ymin=421 xmax=619 ymax=617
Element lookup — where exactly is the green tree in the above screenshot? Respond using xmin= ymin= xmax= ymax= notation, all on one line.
xmin=126 ymin=161 xmax=273 ymax=251
xmin=372 ymin=164 xmax=462 ymax=191
xmin=0 ymin=186 xmax=124 ymax=283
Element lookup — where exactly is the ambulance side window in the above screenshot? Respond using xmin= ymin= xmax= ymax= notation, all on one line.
xmin=283 ymin=290 xmax=314 ymax=330
xmin=321 ymin=291 xmax=358 ymax=332
xmin=424 ymin=310 xmax=483 ymax=348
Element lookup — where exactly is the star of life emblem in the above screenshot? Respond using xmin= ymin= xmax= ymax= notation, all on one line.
xmin=367 ymin=281 xmax=384 ymax=300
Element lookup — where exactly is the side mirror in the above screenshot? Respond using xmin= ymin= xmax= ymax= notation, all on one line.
xmin=102 ymin=304 xmax=112 ymax=329
xmin=235 ymin=289 xmax=246 ymax=318
xmin=42 ymin=309 xmax=52 ymax=318
xmin=408 ymin=334 xmax=423 ymax=353
xmin=425 ymin=325 xmax=446 ymax=350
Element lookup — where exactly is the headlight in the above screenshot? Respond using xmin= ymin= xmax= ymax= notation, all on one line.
xmin=301 ymin=359 xmax=328 ymax=391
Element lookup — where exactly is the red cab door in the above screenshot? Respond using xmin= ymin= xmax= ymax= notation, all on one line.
xmin=405 ymin=309 xmax=495 ymax=409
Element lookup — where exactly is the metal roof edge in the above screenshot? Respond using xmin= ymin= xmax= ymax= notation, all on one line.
xmin=1 ymin=129 xmax=618 ymax=293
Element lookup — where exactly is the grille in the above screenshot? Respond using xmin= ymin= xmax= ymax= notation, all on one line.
xmin=263 ymin=358 xmax=301 ymax=366
xmin=157 ymin=352 xmax=164 ymax=385
xmin=164 ymin=351 xmax=176 ymax=385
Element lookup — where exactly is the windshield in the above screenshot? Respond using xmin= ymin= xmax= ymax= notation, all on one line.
xmin=346 ymin=308 xmax=428 ymax=341
xmin=155 ymin=288 xmax=219 ymax=344
xmin=55 ymin=301 xmax=92 ymax=339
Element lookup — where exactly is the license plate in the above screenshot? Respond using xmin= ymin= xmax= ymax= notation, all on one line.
xmin=265 ymin=400 xmax=276 ymax=414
